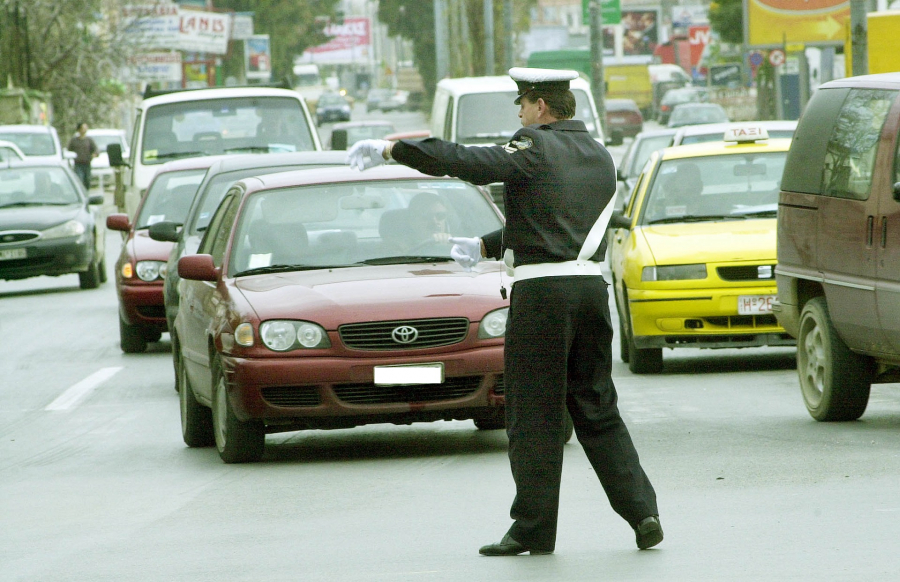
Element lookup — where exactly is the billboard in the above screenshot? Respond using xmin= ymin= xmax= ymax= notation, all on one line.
xmin=603 ymin=10 xmax=659 ymax=56
xmin=245 ymin=35 xmax=271 ymax=81
xmin=122 ymin=52 xmax=183 ymax=82
xmin=745 ymin=0 xmax=850 ymax=48
xmin=296 ymin=17 xmax=372 ymax=65
xmin=122 ymin=4 xmax=233 ymax=55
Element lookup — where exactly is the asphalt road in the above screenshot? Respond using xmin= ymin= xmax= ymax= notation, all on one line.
xmin=2 ymin=110 xmax=900 ymax=581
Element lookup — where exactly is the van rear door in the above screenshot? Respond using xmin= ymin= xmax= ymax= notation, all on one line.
xmin=875 ymin=96 xmax=900 ymax=355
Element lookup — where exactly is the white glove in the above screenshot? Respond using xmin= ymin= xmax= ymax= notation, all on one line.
xmin=449 ymin=236 xmax=482 ymax=272
xmin=347 ymin=139 xmax=390 ymax=171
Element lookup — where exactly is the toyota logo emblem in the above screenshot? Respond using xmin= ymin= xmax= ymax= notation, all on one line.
xmin=391 ymin=325 xmax=419 ymax=344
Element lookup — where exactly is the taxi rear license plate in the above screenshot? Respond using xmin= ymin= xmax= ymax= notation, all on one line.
xmin=0 ymin=248 xmax=26 ymax=261
xmin=374 ymin=363 xmax=444 ymax=386
xmin=738 ymin=295 xmax=775 ymax=315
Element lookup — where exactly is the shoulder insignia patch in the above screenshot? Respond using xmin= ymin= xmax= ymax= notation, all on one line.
xmin=503 ymin=136 xmax=534 ymax=153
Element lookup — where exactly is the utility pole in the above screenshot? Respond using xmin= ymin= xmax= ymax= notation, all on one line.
xmin=589 ymin=1 xmax=606 ymax=137
xmin=850 ymin=0 xmax=868 ymax=76
xmin=484 ymin=0 xmax=495 ymax=75
xmin=434 ymin=0 xmax=449 ymax=81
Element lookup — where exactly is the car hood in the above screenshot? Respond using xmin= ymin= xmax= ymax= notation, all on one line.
xmin=236 ymin=261 xmax=508 ymax=327
xmin=130 ymin=229 xmax=175 ymax=262
xmin=0 ymin=204 xmax=83 ymax=230
xmin=639 ymin=219 xmax=776 ymax=264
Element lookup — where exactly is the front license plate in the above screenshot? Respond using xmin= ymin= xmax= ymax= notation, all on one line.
xmin=0 ymin=248 xmax=26 ymax=261
xmin=374 ymin=363 xmax=444 ymax=386
xmin=738 ymin=295 xmax=775 ymax=315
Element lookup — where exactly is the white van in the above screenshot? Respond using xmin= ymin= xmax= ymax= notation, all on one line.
xmin=429 ymin=75 xmax=604 ymax=210
xmin=112 ymin=86 xmax=321 ymax=216
xmin=429 ymin=75 xmax=604 ymax=145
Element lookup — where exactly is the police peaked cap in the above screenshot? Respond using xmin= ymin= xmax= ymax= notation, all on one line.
xmin=509 ymin=67 xmax=579 ymax=104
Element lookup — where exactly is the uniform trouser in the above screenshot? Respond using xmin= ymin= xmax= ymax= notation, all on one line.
xmin=504 ymin=276 xmax=658 ymax=551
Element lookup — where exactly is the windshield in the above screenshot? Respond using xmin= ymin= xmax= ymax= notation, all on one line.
xmin=228 ymin=179 xmax=503 ymax=276
xmin=626 ymin=134 xmax=674 ymax=178
xmin=456 ymin=89 xmax=601 ymax=143
xmin=135 ymin=169 xmax=207 ymax=229
xmin=141 ymin=96 xmax=315 ymax=165
xmin=0 ymin=166 xmax=80 ymax=206
xmin=0 ymin=131 xmax=56 ymax=156
xmin=640 ymin=152 xmax=787 ymax=225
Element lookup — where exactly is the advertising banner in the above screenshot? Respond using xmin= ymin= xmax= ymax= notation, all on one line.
xmin=296 ymin=17 xmax=372 ymax=65
xmin=245 ymin=35 xmax=272 ymax=81
xmin=603 ymin=9 xmax=658 ymax=56
xmin=746 ymin=0 xmax=849 ymax=47
xmin=122 ymin=4 xmax=232 ymax=55
xmin=122 ymin=52 xmax=183 ymax=82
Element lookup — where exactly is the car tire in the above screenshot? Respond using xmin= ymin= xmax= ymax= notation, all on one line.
xmin=119 ymin=315 xmax=147 ymax=353
xmin=98 ymin=256 xmax=108 ymax=283
xmin=211 ymin=359 xmax=265 ymax=463
xmin=79 ymin=256 xmax=101 ymax=290
xmin=474 ymin=412 xmax=505 ymax=431
xmin=179 ymin=353 xmax=215 ymax=447
xmin=797 ymin=297 xmax=874 ymax=421
xmin=619 ymin=317 xmax=631 ymax=364
xmin=625 ymin=310 xmax=663 ymax=374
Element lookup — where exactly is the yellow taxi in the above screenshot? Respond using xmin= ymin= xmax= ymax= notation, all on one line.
xmin=607 ymin=126 xmax=796 ymax=373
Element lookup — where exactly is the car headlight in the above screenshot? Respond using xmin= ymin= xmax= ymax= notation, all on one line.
xmin=341 ymin=105 xmax=350 ymax=113
xmin=259 ymin=320 xmax=331 ymax=351
xmin=135 ymin=260 xmax=167 ymax=281
xmin=235 ymin=323 xmax=254 ymax=347
xmin=478 ymin=308 xmax=509 ymax=338
xmin=642 ymin=264 xmax=707 ymax=281
xmin=42 ymin=219 xmax=85 ymax=239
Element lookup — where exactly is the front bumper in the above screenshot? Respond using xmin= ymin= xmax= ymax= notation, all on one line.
xmin=219 ymin=345 xmax=506 ymax=430
xmin=0 ymin=238 xmax=94 ymax=281
xmin=117 ymin=281 xmax=167 ymax=328
xmin=628 ymin=284 xmax=795 ymax=349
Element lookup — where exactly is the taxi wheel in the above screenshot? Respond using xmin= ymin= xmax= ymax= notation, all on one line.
xmin=623 ymin=306 xmax=663 ymax=374
xmin=211 ymin=359 xmax=265 ymax=463
xmin=119 ymin=315 xmax=147 ymax=353
xmin=178 ymin=354 xmax=214 ymax=447
xmin=619 ymin=318 xmax=630 ymax=364
xmin=797 ymin=297 xmax=873 ymax=421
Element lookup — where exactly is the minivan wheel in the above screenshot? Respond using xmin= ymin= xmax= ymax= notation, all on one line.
xmin=178 ymin=355 xmax=214 ymax=447
xmin=797 ymin=297 xmax=873 ymax=421
xmin=79 ymin=257 xmax=101 ymax=289
xmin=211 ymin=360 xmax=265 ymax=463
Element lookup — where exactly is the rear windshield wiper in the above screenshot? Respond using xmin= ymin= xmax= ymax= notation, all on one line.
xmin=647 ymin=214 xmax=745 ymax=225
xmin=359 ymin=256 xmax=453 ymax=265
xmin=233 ymin=263 xmax=357 ymax=277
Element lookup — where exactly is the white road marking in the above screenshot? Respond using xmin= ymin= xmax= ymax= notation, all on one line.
xmin=45 ymin=367 xmax=123 ymax=411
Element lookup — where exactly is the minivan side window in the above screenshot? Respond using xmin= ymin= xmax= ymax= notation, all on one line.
xmin=443 ymin=96 xmax=454 ymax=141
xmin=821 ymin=89 xmax=898 ymax=200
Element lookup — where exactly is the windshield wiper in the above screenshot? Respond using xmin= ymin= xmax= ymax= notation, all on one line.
xmin=151 ymin=151 xmax=204 ymax=161
xmin=0 ymin=201 xmax=42 ymax=208
xmin=233 ymin=263 xmax=357 ymax=277
xmin=223 ymin=146 xmax=270 ymax=153
xmin=359 ymin=256 xmax=453 ymax=265
xmin=733 ymin=209 xmax=777 ymax=218
xmin=647 ymin=214 xmax=745 ymax=225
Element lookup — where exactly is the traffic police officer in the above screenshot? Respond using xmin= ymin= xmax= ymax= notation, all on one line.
xmin=348 ymin=67 xmax=662 ymax=555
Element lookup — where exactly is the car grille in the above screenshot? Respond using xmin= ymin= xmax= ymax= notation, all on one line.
xmin=0 ymin=231 xmax=39 ymax=244
xmin=0 ymin=257 xmax=54 ymax=271
xmin=339 ymin=318 xmax=469 ymax=351
xmin=494 ymin=375 xmax=505 ymax=395
xmin=716 ymin=265 xmax=775 ymax=281
xmin=137 ymin=305 xmax=166 ymax=319
xmin=703 ymin=315 xmax=779 ymax=328
xmin=260 ymin=386 xmax=322 ymax=407
xmin=333 ymin=376 xmax=482 ymax=404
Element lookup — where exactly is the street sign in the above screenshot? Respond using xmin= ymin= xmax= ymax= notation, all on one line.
xmin=749 ymin=51 xmax=764 ymax=67
xmin=582 ymin=0 xmax=621 ymax=26
xmin=769 ymin=49 xmax=786 ymax=67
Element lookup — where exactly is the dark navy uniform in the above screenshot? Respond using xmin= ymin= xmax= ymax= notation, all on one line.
xmin=393 ymin=120 xmax=658 ymax=552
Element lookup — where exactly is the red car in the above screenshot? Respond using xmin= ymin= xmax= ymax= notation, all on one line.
xmin=175 ymin=165 xmax=511 ymax=462
xmin=107 ymin=157 xmax=224 ymax=352
xmin=604 ymin=98 xmax=644 ymax=145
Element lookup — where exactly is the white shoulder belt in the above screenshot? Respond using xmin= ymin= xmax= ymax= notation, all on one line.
xmin=507 ymin=196 xmax=615 ymax=284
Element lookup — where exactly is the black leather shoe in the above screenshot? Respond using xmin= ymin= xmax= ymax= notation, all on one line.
xmin=479 ymin=533 xmax=553 ymax=556
xmin=635 ymin=516 xmax=664 ymax=550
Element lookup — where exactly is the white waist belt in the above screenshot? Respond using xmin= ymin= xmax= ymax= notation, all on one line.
xmin=513 ymin=260 xmax=604 ymax=283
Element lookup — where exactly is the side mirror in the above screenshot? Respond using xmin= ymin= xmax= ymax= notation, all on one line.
xmin=64 ymin=151 xmax=77 ymax=160
xmin=608 ymin=210 xmax=633 ymax=230
xmin=87 ymin=194 xmax=105 ymax=206
xmin=107 ymin=143 xmax=128 ymax=167
xmin=106 ymin=213 xmax=130 ymax=232
xmin=178 ymin=254 xmax=219 ymax=281
xmin=148 ymin=220 xmax=180 ymax=243
xmin=330 ymin=129 xmax=348 ymax=150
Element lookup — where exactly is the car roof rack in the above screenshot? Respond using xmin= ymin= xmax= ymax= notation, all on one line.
xmin=143 ymin=78 xmax=293 ymax=100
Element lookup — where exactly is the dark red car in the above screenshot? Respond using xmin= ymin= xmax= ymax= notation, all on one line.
xmin=175 ymin=165 xmax=511 ymax=462
xmin=106 ymin=157 xmax=223 ymax=352
xmin=605 ymin=98 xmax=644 ymax=145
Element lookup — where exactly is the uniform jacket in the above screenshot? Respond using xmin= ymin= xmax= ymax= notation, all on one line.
xmin=392 ymin=119 xmax=616 ymax=266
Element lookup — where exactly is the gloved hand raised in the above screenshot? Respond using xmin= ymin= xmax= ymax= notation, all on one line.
xmin=347 ymin=139 xmax=391 ymax=171
xmin=449 ymin=236 xmax=482 ymax=272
